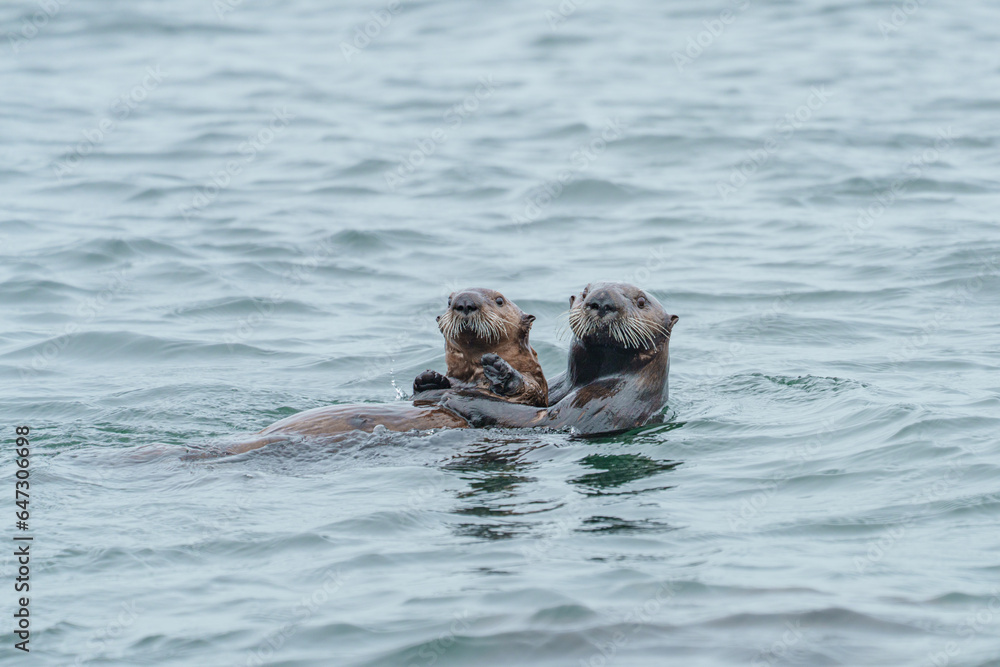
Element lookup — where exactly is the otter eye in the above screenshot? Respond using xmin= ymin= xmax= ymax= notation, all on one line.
xmin=495 ymin=297 xmax=504 ymax=306
xmin=637 ymin=297 xmax=647 ymax=308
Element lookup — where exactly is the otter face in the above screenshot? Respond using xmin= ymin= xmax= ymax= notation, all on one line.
xmin=568 ymin=282 xmax=677 ymax=349
xmin=437 ymin=287 xmax=530 ymax=344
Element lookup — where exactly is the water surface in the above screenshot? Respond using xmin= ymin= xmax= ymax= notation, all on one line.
xmin=2 ymin=0 xmax=999 ymax=665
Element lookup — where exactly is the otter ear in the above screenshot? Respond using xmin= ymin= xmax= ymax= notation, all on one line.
xmin=665 ymin=314 xmax=679 ymax=333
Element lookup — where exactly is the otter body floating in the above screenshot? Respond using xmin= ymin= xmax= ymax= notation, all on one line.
xmin=225 ymin=288 xmax=545 ymax=454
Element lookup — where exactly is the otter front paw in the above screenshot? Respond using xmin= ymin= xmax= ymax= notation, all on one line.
xmin=413 ymin=370 xmax=451 ymax=394
xmin=481 ymin=353 xmax=524 ymax=396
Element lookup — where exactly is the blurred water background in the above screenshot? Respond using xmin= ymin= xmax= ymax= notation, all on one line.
xmin=1 ymin=0 xmax=999 ymax=665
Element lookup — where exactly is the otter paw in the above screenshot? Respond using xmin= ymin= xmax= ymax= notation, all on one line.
xmin=481 ymin=353 xmax=524 ymax=396
xmin=413 ymin=370 xmax=450 ymax=394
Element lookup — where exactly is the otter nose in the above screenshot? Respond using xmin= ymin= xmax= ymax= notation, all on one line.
xmin=587 ymin=293 xmax=618 ymax=317
xmin=451 ymin=294 xmax=479 ymax=315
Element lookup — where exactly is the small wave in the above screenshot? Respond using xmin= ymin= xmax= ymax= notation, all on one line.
xmin=1 ymin=330 xmax=288 ymax=363
xmin=547 ymin=179 xmax=645 ymax=204
xmin=166 ymin=296 xmax=325 ymax=319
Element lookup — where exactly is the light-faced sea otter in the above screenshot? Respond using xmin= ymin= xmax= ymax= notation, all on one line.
xmin=413 ymin=287 xmax=547 ymax=406
xmin=224 ymin=288 xmax=544 ymax=453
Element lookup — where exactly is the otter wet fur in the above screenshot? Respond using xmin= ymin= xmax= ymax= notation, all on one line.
xmin=220 ymin=283 xmax=671 ymax=454
xmin=222 ymin=289 xmax=546 ymax=454
xmin=412 ymin=288 xmax=548 ymax=407
xmin=440 ymin=282 xmax=678 ymax=436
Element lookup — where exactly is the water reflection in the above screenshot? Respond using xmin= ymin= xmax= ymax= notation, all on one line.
xmin=570 ymin=454 xmax=681 ymax=495
xmin=445 ymin=437 xmax=541 ymax=500
xmin=578 ymin=515 xmax=677 ymax=534
xmin=447 ymin=437 xmax=552 ymax=540
xmin=447 ymin=440 xmax=683 ymax=540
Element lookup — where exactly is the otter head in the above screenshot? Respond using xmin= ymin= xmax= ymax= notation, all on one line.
xmin=568 ymin=282 xmax=678 ymax=351
xmin=437 ymin=287 xmax=535 ymax=350
xmin=435 ymin=288 xmax=543 ymax=400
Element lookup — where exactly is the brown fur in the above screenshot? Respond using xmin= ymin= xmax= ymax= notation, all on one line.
xmin=430 ymin=288 xmax=548 ymax=406
xmin=224 ymin=401 xmax=469 ymax=454
xmin=224 ymin=289 xmax=546 ymax=455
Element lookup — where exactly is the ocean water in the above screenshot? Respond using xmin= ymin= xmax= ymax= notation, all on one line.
xmin=2 ymin=0 xmax=999 ymax=665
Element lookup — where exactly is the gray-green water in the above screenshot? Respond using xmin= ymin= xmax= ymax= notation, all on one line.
xmin=2 ymin=0 xmax=999 ymax=665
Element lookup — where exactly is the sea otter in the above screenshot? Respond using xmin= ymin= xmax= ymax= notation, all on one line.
xmin=223 ymin=283 xmax=674 ymax=453
xmin=413 ymin=287 xmax=547 ymax=406
xmin=439 ymin=282 xmax=678 ymax=435
xmin=223 ymin=289 xmax=545 ymax=454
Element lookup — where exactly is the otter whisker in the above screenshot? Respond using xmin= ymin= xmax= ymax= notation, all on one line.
xmin=567 ymin=299 xmax=672 ymax=349
xmin=642 ymin=320 xmax=670 ymax=342
xmin=438 ymin=305 xmax=512 ymax=344
xmin=611 ymin=320 xmax=635 ymax=349
xmin=614 ymin=317 xmax=655 ymax=349
xmin=568 ymin=308 xmax=595 ymax=340
xmin=639 ymin=323 xmax=660 ymax=348
xmin=485 ymin=310 xmax=507 ymax=342
xmin=620 ymin=320 xmax=636 ymax=349
xmin=629 ymin=320 xmax=656 ymax=349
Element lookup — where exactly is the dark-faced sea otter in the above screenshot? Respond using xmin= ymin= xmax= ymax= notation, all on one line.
xmin=440 ymin=282 xmax=678 ymax=435
xmin=224 ymin=288 xmax=545 ymax=453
